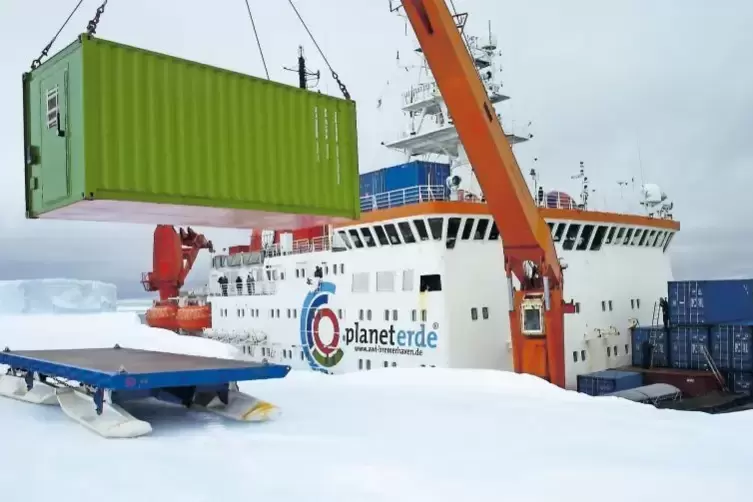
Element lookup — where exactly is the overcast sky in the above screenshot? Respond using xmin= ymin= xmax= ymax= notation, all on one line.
xmin=1 ymin=0 xmax=752 ymax=298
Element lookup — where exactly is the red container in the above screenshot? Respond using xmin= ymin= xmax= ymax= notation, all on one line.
xmin=640 ymin=368 xmax=722 ymax=397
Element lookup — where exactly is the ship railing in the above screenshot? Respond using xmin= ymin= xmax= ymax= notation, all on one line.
xmin=360 ymin=185 xmax=448 ymax=212
xmin=208 ymin=281 xmax=278 ymax=297
xmin=211 ymin=236 xmax=331 ymax=269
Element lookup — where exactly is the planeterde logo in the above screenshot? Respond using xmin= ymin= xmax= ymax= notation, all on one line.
xmin=344 ymin=322 xmax=438 ymax=350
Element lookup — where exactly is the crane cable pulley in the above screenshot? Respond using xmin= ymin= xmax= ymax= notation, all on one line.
xmin=29 ymin=0 xmax=351 ymax=101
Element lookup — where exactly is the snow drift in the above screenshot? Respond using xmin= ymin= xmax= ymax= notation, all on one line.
xmin=0 ymin=279 xmax=117 ymax=315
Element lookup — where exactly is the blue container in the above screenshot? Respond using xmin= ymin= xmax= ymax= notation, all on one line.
xmin=382 ymin=161 xmax=451 ymax=192
xmin=670 ymin=326 xmax=710 ymax=370
xmin=577 ymin=370 xmax=643 ymax=396
xmin=632 ymin=327 xmax=669 ymax=367
xmin=710 ymin=324 xmax=753 ymax=371
xmin=668 ymin=279 xmax=753 ymax=325
xmin=359 ymin=170 xmax=386 ymax=197
xmin=725 ymin=371 xmax=753 ymax=394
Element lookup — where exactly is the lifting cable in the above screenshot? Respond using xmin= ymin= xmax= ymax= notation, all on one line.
xmin=243 ymin=0 xmax=270 ymax=80
xmin=30 ymin=0 xmax=109 ymax=71
xmin=286 ymin=0 xmax=351 ymax=100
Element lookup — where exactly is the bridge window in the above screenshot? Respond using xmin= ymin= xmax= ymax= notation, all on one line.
xmin=563 ymin=224 xmax=580 ymax=251
xmin=614 ymin=227 xmax=625 ymax=244
xmin=413 ymin=219 xmax=430 ymax=241
xmin=655 ymin=231 xmax=666 ymax=247
xmin=639 ymin=229 xmax=651 ymax=246
xmin=372 ymin=225 xmax=390 ymax=245
xmin=361 ymin=227 xmax=377 ymax=247
xmin=474 ymin=219 xmax=490 ymax=240
xmin=553 ymin=223 xmax=566 ymax=243
xmin=645 ymin=230 xmax=656 ymax=246
xmin=420 ymin=274 xmax=442 ymax=292
xmin=488 ymin=221 xmax=500 ymax=240
xmin=348 ymin=229 xmax=364 ymax=248
xmin=604 ymin=226 xmax=616 ymax=244
xmin=461 ymin=218 xmax=475 ymax=240
xmin=428 ymin=217 xmax=443 ymax=240
xmin=663 ymin=232 xmax=675 ymax=252
xmin=622 ymin=228 xmax=634 ymax=245
xmin=630 ymin=229 xmax=643 ymax=246
xmin=384 ymin=223 xmax=402 ymax=244
xmin=577 ymin=224 xmax=594 ymax=251
xmin=446 ymin=217 xmax=461 ymax=249
xmin=397 ymin=221 xmax=417 ymax=243
xmin=590 ymin=225 xmax=608 ymax=251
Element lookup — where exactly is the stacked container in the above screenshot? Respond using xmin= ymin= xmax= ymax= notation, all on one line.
xmin=577 ymin=370 xmax=643 ymax=396
xmin=664 ymin=280 xmax=753 ymax=394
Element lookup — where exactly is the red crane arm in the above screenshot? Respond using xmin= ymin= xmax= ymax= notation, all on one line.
xmin=401 ymin=0 xmax=567 ymax=386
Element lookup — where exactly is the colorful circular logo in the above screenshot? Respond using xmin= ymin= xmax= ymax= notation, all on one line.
xmin=300 ymin=281 xmax=344 ymax=371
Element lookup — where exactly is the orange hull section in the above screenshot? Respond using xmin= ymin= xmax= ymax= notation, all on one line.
xmin=176 ymin=305 xmax=212 ymax=332
xmin=145 ymin=304 xmax=179 ymax=331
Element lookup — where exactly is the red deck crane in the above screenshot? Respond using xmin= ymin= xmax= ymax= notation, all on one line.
xmin=401 ymin=0 xmax=571 ymax=387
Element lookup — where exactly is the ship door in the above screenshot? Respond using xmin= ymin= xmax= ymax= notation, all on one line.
xmin=40 ymin=67 xmax=71 ymax=206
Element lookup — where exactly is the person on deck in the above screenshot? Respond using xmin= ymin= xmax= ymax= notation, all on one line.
xmin=217 ymin=275 xmax=228 ymax=296
xmin=235 ymin=276 xmax=243 ymax=295
xmin=247 ymin=273 xmax=254 ymax=295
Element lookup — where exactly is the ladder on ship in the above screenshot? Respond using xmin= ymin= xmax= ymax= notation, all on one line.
xmin=647 ymin=301 xmax=662 ymax=369
xmin=700 ymin=345 xmax=728 ymax=393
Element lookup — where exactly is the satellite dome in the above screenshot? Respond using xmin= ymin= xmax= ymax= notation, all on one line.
xmin=545 ymin=191 xmax=576 ymax=209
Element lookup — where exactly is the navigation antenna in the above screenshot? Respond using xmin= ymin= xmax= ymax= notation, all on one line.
xmin=284 ymin=46 xmax=320 ymax=90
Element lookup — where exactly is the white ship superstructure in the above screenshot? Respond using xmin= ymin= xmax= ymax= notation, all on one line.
xmin=200 ymin=22 xmax=680 ymax=390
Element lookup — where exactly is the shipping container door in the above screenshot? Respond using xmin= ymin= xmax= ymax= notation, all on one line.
xmin=40 ymin=68 xmax=71 ymax=205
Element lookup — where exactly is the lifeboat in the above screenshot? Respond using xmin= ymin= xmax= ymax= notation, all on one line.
xmin=176 ymin=305 xmax=212 ymax=333
xmin=145 ymin=302 xmax=179 ymax=331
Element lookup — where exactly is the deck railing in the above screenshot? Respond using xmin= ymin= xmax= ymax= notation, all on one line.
xmin=360 ymin=185 xmax=448 ymax=212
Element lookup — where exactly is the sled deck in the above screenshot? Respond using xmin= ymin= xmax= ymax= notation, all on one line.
xmin=0 ymin=345 xmax=290 ymax=438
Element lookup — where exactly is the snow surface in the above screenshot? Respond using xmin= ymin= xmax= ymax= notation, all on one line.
xmin=0 ymin=278 xmax=117 ymax=315
xmin=0 ymin=311 xmax=752 ymax=502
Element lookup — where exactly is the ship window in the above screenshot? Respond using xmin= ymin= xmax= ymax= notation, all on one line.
xmin=358 ymin=359 xmax=363 ymax=370
xmin=553 ymin=223 xmax=566 ymax=242
xmin=471 ymin=308 xmax=478 ymax=321
xmin=573 ymin=351 xmax=578 ymax=362
xmin=581 ymin=350 xmax=586 ymax=361
xmin=577 ymin=224 xmax=594 ymax=251
xmin=488 ymin=221 xmax=500 ymax=240
xmin=460 ymin=218 xmax=475 ymax=240
xmin=548 ymin=222 xmax=555 ymax=233
xmin=420 ymin=274 xmax=442 ymax=292
xmin=655 ymin=231 xmax=665 ymax=247
xmin=402 ymin=269 xmax=414 ymax=291
xmin=608 ymin=300 xmax=613 ymax=311
xmin=601 ymin=301 xmax=606 ymax=312
xmin=372 ymin=225 xmax=390 ymax=245
xmin=367 ymin=309 xmax=372 ymax=321
xmin=427 ymin=217 xmax=443 ymax=240
xmin=622 ymin=228 xmax=634 ymax=245
xmin=366 ymin=359 xmax=372 ymax=370
xmin=421 ymin=309 xmax=428 ymax=322
xmin=46 ymin=86 xmax=59 ymax=129
xmin=589 ymin=225 xmax=608 ymax=251
xmin=575 ymin=302 xmax=581 ymax=313
xmin=384 ymin=361 xmax=389 ymax=368
xmin=287 ymin=308 xmax=292 ymax=318
xmin=359 ymin=309 xmax=364 ymax=321
xmin=348 ymin=229 xmax=364 ymax=248
xmin=631 ymin=229 xmax=643 ymax=246
xmin=446 ymin=217 xmax=461 ymax=249
xmin=384 ymin=309 xmax=390 ymax=321
xmin=640 ymin=230 xmax=652 ymax=246
xmin=563 ymin=224 xmax=580 ymax=251
xmin=276 ymin=309 xmax=280 ymax=318
xmin=607 ymin=346 xmax=612 ymax=357
xmin=333 ymin=265 xmax=338 ymax=275
xmin=337 ymin=231 xmax=352 ymax=249
xmin=624 ymin=344 xmax=629 ymax=354
xmin=474 ymin=219 xmax=490 ymax=240
xmin=412 ymin=309 xmax=417 ymax=322
xmin=614 ymin=345 xmax=619 ymax=356
xmin=413 ymin=219 xmax=430 ymax=241
xmin=384 ymin=223 xmax=402 ymax=244
xmin=376 ymin=271 xmax=395 ymax=292
xmin=636 ymin=299 xmax=641 ymax=309
xmin=605 ymin=226 xmax=616 ymax=244
xmin=392 ymin=362 xmax=397 ymax=367
xmin=340 ymin=264 xmax=345 ymax=274
xmin=361 ymin=227 xmax=377 ymax=247
xmin=663 ymin=232 xmax=675 ymax=252
xmin=615 ymin=227 xmax=625 ymax=243
xmin=631 ymin=299 xmax=635 ymax=309
xmin=482 ymin=307 xmax=489 ymax=319
xmin=397 ymin=221 xmax=417 ymax=243
xmin=392 ymin=310 xmax=398 ymax=321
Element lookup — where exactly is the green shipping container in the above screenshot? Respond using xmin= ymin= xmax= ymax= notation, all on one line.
xmin=23 ymin=34 xmax=360 ymax=229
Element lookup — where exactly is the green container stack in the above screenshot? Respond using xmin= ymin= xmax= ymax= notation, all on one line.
xmin=23 ymin=34 xmax=360 ymax=228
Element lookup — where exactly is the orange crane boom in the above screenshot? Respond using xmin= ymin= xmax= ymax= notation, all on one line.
xmin=401 ymin=0 xmax=568 ymax=387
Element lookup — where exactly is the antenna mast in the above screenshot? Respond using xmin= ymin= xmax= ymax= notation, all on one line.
xmin=283 ymin=46 xmax=321 ymax=90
